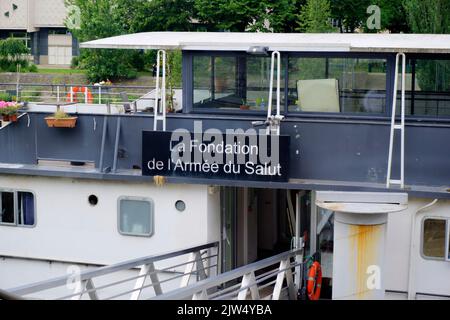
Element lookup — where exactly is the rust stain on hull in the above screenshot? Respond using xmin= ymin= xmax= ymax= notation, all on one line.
xmin=349 ymin=224 xmax=382 ymax=299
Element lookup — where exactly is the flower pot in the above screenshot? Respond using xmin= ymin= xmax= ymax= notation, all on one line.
xmin=215 ymin=78 xmax=227 ymax=93
xmin=45 ymin=117 xmax=78 ymax=128
xmin=240 ymin=105 xmax=250 ymax=110
xmin=2 ymin=114 xmax=10 ymax=122
xmin=9 ymin=114 xmax=17 ymax=122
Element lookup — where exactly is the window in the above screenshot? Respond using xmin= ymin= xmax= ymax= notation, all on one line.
xmin=193 ymin=54 xmax=285 ymax=112
xmin=0 ymin=192 xmax=14 ymax=224
xmin=48 ymin=29 xmax=70 ymax=35
xmin=288 ymin=56 xmax=388 ymax=114
xmin=175 ymin=200 xmax=186 ymax=212
xmin=8 ymin=32 xmax=31 ymax=50
xmin=118 ymin=197 xmax=154 ymax=237
xmin=422 ymin=218 xmax=450 ymax=260
xmin=397 ymin=57 xmax=450 ymax=117
xmin=0 ymin=191 xmax=35 ymax=227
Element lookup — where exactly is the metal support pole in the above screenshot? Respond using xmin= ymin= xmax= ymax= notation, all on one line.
xmin=99 ymin=116 xmax=108 ymax=173
xmin=266 ymin=51 xmax=284 ymax=135
xmin=154 ymin=50 xmax=167 ymax=131
xmin=310 ymin=191 xmax=318 ymax=254
xmin=387 ymin=52 xmax=406 ymax=189
xmin=294 ymin=191 xmax=304 ymax=290
xmin=112 ymin=117 xmax=121 ymax=173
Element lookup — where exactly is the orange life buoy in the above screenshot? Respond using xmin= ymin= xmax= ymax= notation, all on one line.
xmin=306 ymin=261 xmax=322 ymax=301
xmin=66 ymin=87 xmax=93 ymax=104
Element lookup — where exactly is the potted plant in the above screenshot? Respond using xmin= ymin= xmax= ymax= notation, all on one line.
xmin=0 ymin=101 xmax=8 ymax=121
xmin=0 ymin=101 xmax=20 ymax=122
xmin=45 ymin=110 xmax=78 ymax=128
xmin=240 ymin=99 xmax=250 ymax=110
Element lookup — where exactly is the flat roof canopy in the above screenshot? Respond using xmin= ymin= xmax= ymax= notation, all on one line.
xmin=80 ymin=32 xmax=450 ymax=53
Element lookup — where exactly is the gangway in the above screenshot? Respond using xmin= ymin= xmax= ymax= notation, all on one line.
xmin=2 ymin=242 xmax=219 ymax=300
xmin=154 ymin=248 xmax=303 ymax=300
xmin=1 ymin=243 xmax=303 ymax=301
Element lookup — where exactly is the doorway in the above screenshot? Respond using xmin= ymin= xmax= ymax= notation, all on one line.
xmin=221 ymin=187 xmax=311 ymax=270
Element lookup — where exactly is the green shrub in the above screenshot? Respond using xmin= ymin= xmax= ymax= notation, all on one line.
xmin=71 ymin=56 xmax=80 ymax=69
xmin=27 ymin=64 xmax=38 ymax=73
xmin=53 ymin=110 xmax=70 ymax=119
xmin=84 ymin=49 xmax=138 ymax=83
xmin=0 ymin=38 xmax=30 ymax=72
xmin=0 ymin=93 xmax=12 ymax=102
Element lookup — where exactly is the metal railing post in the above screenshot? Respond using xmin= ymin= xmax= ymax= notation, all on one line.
xmin=130 ymin=262 xmax=162 ymax=300
xmin=180 ymin=252 xmax=199 ymax=287
xmin=238 ymin=272 xmax=259 ymax=300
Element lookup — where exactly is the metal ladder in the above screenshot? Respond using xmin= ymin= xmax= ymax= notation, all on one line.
xmin=386 ymin=52 xmax=406 ymax=189
xmin=266 ymin=51 xmax=284 ymax=135
xmin=153 ymin=50 xmax=167 ymax=131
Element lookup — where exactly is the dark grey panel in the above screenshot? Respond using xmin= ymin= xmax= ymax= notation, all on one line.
xmin=0 ymin=112 xmax=449 ymax=191
xmin=72 ymin=35 xmax=79 ymax=57
xmin=38 ymin=29 xmax=48 ymax=56
xmin=0 ymin=115 xmax=36 ymax=164
xmin=36 ymin=114 xmax=104 ymax=163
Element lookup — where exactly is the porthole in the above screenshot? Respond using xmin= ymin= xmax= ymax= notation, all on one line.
xmin=175 ymin=200 xmax=186 ymax=212
xmin=88 ymin=195 xmax=98 ymax=206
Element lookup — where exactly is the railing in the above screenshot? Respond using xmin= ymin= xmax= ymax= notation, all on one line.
xmin=153 ymin=248 xmax=303 ymax=300
xmin=0 ymin=82 xmax=158 ymax=106
xmin=3 ymin=242 xmax=219 ymax=300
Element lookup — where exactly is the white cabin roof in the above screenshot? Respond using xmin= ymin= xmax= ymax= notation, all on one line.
xmin=80 ymin=32 xmax=450 ymax=53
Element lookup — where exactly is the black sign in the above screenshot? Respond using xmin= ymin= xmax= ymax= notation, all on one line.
xmin=142 ymin=131 xmax=290 ymax=182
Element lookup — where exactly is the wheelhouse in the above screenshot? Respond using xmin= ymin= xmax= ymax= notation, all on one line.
xmin=77 ymin=32 xmax=450 ymax=194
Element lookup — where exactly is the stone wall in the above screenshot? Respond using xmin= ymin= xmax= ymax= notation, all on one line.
xmin=0 ymin=72 xmax=155 ymax=87
xmin=0 ymin=72 xmax=88 ymax=85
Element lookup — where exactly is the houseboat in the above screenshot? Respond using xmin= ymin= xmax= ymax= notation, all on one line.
xmin=0 ymin=32 xmax=449 ymax=300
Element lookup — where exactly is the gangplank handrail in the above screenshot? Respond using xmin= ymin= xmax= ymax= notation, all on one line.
xmin=6 ymin=241 xmax=219 ymax=299
xmin=152 ymin=248 xmax=303 ymax=300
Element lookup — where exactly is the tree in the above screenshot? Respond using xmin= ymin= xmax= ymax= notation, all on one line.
xmin=298 ymin=0 xmax=334 ymax=32
xmin=372 ymin=0 xmax=409 ymax=33
xmin=193 ymin=0 xmax=259 ymax=31
xmin=193 ymin=0 xmax=305 ymax=32
xmin=330 ymin=0 xmax=371 ymax=33
xmin=248 ymin=0 xmax=306 ymax=33
xmin=403 ymin=0 xmax=450 ymax=93
xmin=115 ymin=0 xmax=196 ymax=33
xmin=0 ymin=38 xmax=32 ymax=72
xmin=65 ymin=0 xmax=139 ymax=82
xmin=403 ymin=0 xmax=450 ymax=34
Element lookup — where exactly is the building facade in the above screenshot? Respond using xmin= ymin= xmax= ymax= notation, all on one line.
xmin=0 ymin=0 xmax=79 ymax=65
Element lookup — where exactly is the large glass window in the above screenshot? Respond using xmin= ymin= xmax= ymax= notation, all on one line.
xmin=0 ymin=191 xmax=35 ymax=226
xmin=397 ymin=58 xmax=450 ymax=117
xmin=118 ymin=197 xmax=154 ymax=237
xmin=18 ymin=192 xmax=35 ymax=226
xmin=422 ymin=218 xmax=448 ymax=259
xmin=288 ymin=56 xmax=387 ymax=113
xmin=193 ymin=54 xmax=284 ymax=112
